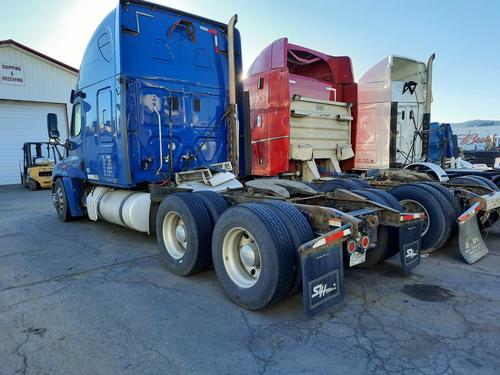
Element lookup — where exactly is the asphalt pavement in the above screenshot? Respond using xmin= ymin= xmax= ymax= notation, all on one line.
xmin=1 ymin=185 xmax=499 ymax=374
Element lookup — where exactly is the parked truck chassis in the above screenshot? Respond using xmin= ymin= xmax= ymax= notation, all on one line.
xmin=54 ymin=172 xmax=422 ymax=318
xmin=341 ymin=168 xmax=500 ymax=263
xmin=243 ymin=38 xmax=500 ymax=266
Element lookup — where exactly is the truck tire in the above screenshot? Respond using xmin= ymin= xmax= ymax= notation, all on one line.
xmin=420 ymin=182 xmax=462 ymax=219
xmin=389 ymin=184 xmax=452 ymax=252
xmin=363 ymin=188 xmax=403 ymax=211
xmin=417 ymin=183 xmax=456 ymax=244
xmin=363 ymin=188 xmax=403 ymax=257
xmin=349 ymin=178 xmax=371 ymax=189
xmin=319 ymin=178 xmax=363 ymax=193
xmin=261 ymin=200 xmax=314 ymax=295
xmin=351 ymin=190 xmax=390 ymax=266
xmin=156 ymin=193 xmax=213 ymax=276
xmin=467 ymin=175 xmax=499 ymax=191
xmin=302 ymin=182 xmax=320 ymax=192
xmin=454 ymin=176 xmax=499 ymax=228
xmin=492 ymin=175 xmax=500 ymax=189
xmin=193 ymin=191 xmax=229 ymax=225
xmin=29 ymin=179 xmax=38 ymax=191
xmin=332 ymin=175 xmax=371 ymax=189
xmin=54 ymin=178 xmax=73 ymax=222
xmin=415 ymin=183 xmax=457 ymax=225
xmin=212 ymin=203 xmax=295 ymax=310
xmin=448 ymin=175 xmax=499 ymax=191
xmin=446 ymin=177 xmax=499 ymax=229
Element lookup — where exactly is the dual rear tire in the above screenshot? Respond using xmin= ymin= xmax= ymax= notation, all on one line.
xmin=156 ymin=193 xmax=215 ymax=276
xmin=212 ymin=204 xmax=297 ymax=309
xmin=388 ymin=177 xmax=498 ymax=252
xmin=156 ymin=193 xmax=312 ymax=310
xmin=389 ymin=183 xmax=455 ymax=253
xmin=447 ymin=175 xmax=499 ymax=228
xmin=448 ymin=175 xmax=499 ymax=191
xmin=318 ymin=177 xmax=370 ymax=192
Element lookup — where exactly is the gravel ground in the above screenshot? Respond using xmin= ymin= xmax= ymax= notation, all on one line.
xmin=1 ymin=185 xmax=499 ymax=374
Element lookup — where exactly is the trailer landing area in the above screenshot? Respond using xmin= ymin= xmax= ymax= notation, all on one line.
xmin=1 ymin=186 xmax=499 ymax=374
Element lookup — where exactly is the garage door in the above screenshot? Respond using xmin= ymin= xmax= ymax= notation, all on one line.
xmin=0 ymin=100 xmax=68 ymax=185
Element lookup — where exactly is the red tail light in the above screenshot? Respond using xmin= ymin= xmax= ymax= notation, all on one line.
xmin=361 ymin=236 xmax=370 ymax=249
xmin=347 ymin=240 xmax=356 ymax=253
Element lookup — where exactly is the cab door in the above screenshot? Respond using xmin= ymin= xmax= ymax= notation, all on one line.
xmin=83 ymin=84 xmax=120 ymax=184
xmin=396 ymin=104 xmax=419 ymax=164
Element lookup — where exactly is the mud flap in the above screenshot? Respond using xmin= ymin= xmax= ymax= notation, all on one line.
xmin=457 ymin=202 xmax=488 ymax=264
xmin=399 ymin=220 xmax=422 ymax=272
xmin=300 ymin=226 xmax=349 ymax=318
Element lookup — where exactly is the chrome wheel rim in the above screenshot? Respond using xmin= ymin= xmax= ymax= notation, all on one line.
xmin=222 ymin=227 xmax=261 ymax=288
xmin=400 ymin=199 xmax=430 ymax=235
xmin=163 ymin=212 xmax=187 ymax=259
xmin=55 ymin=186 xmax=64 ymax=214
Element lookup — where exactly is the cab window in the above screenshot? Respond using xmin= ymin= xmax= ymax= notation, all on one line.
xmin=71 ymin=103 xmax=82 ymax=137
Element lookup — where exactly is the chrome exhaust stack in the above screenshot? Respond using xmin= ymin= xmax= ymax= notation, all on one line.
xmin=226 ymin=14 xmax=239 ymax=175
xmin=425 ymin=53 xmax=435 ymax=116
xmin=421 ymin=53 xmax=435 ymax=160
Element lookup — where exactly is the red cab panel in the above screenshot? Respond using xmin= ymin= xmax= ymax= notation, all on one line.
xmin=245 ymin=38 xmax=357 ymax=176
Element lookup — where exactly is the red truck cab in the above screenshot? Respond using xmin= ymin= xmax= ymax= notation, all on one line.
xmin=244 ymin=38 xmax=358 ymax=178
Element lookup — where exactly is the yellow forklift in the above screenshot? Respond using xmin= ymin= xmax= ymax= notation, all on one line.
xmin=20 ymin=142 xmax=61 ymax=190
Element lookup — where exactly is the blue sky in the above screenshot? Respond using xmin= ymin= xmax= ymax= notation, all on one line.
xmin=1 ymin=0 xmax=499 ymax=122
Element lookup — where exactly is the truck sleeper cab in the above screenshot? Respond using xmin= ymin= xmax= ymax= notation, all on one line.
xmin=353 ymin=55 xmax=500 ymax=262
xmin=243 ymin=40 xmax=500 ymax=263
xmin=50 ymin=0 xmax=423 ymax=318
xmin=242 ymin=39 xmax=425 ymax=264
xmin=244 ymin=38 xmax=358 ymax=179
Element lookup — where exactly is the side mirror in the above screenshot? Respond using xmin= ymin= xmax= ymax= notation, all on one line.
xmin=47 ymin=113 xmax=60 ymax=139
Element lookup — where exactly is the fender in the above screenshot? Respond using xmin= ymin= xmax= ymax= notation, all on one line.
xmin=52 ymin=155 xmax=86 ymax=217
xmin=60 ymin=177 xmax=85 ymax=217
xmin=404 ymin=162 xmax=449 ymax=182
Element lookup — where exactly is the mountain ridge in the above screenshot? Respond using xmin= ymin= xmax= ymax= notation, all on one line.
xmin=451 ymin=120 xmax=500 ymax=128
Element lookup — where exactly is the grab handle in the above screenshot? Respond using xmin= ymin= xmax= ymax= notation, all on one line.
xmin=154 ymin=105 xmax=163 ymax=175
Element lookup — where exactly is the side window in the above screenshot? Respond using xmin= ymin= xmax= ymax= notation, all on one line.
xmin=169 ymin=96 xmax=179 ymax=115
xmin=71 ymin=103 xmax=82 ymax=137
xmin=97 ymin=88 xmax=114 ymax=142
xmin=97 ymin=89 xmax=113 ymax=126
xmin=193 ymin=97 xmax=201 ymax=112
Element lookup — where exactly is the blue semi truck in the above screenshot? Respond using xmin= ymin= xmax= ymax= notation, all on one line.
xmin=46 ymin=0 xmax=428 ymax=317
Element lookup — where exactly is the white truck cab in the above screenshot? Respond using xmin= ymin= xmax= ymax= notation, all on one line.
xmin=354 ymin=54 xmax=434 ymax=170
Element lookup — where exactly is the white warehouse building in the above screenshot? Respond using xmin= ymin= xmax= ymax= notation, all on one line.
xmin=0 ymin=39 xmax=78 ymax=185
